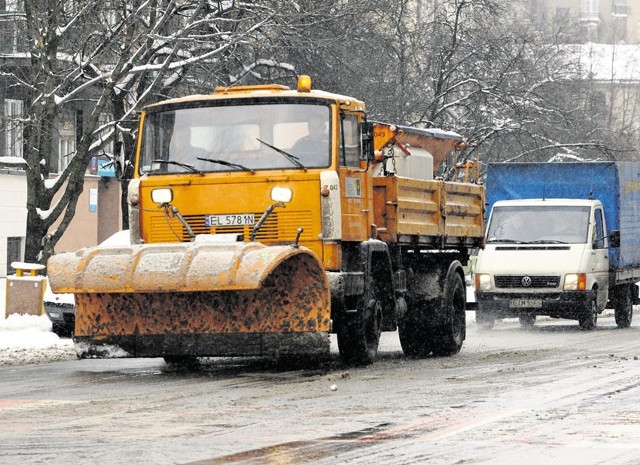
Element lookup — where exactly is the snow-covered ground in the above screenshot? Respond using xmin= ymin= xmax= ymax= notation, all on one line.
xmin=0 ymin=278 xmax=76 ymax=366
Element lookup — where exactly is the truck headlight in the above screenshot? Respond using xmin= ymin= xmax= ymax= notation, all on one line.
xmin=475 ymin=273 xmax=492 ymax=291
xmin=271 ymin=187 xmax=292 ymax=203
xmin=151 ymin=188 xmax=173 ymax=205
xmin=564 ymin=273 xmax=587 ymax=291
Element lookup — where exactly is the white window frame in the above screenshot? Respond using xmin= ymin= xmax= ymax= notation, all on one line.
xmin=101 ymin=0 xmax=119 ymax=28
xmin=4 ymin=98 xmax=23 ymax=158
xmin=5 ymin=0 xmax=22 ymax=12
xmin=612 ymin=0 xmax=628 ymax=16
xmin=6 ymin=236 xmax=23 ymax=275
xmin=584 ymin=0 xmax=599 ymax=16
xmin=98 ymin=112 xmax=114 ymax=156
xmin=58 ymin=119 xmax=76 ymax=173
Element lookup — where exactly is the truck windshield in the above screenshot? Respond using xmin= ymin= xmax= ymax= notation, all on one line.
xmin=486 ymin=205 xmax=591 ymax=244
xmin=139 ymin=103 xmax=331 ymax=174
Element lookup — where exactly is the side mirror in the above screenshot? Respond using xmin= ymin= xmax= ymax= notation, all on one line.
xmin=609 ymin=230 xmax=620 ymax=248
xmin=360 ymin=121 xmax=375 ymax=161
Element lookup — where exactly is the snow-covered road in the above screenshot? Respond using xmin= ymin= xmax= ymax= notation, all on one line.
xmin=1 ymin=311 xmax=640 ymax=465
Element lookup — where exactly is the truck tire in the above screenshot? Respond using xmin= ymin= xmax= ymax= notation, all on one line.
xmin=578 ymin=297 xmax=598 ymax=330
xmin=614 ymin=284 xmax=633 ymax=329
xmin=432 ymin=272 xmax=466 ymax=356
xmin=337 ymin=288 xmax=382 ymax=366
xmin=475 ymin=309 xmax=496 ymax=330
xmin=398 ymin=297 xmax=433 ymax=357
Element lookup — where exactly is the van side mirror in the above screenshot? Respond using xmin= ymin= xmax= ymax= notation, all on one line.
xmin=609 ymin=230 xmax=620 ymax=248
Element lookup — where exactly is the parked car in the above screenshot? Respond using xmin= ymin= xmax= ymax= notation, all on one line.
xmin=43 ymin=280 xmax=75 ymax=338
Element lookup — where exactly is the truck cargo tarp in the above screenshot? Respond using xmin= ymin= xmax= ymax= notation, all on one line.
xmin=486 ymin=162 xmax=640 ymax=269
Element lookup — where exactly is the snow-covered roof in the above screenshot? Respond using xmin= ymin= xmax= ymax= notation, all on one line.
xmin=567 ymin=43 xmax=640 ymax=83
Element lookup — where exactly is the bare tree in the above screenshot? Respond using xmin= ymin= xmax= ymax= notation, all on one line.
xmin=278 ymin=0 xmax=638 ymax=172
xmin=10 ymin=0 xmax=296 ymax=264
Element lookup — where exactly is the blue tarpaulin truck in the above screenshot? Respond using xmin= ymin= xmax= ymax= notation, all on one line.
xmin=474 ymin=162 xmax=640 ymax=329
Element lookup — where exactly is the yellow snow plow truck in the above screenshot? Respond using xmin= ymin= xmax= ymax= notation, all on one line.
xmin=48 ymin=76 xmax=484 ymax=365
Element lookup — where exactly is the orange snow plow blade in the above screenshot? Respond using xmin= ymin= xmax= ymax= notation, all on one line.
xmin=47 ymin=241 xmax=331 ymax=359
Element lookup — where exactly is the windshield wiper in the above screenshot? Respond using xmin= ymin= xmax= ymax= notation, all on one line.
xmin=526 ymin=240 xmax=568 ymax=244
xmin=196 ymin=157 xmax=254 ymax=173
xmin=256 ymin=138 xmax=306 ymax=169
xmin=151 ymin=159 xmax=203 ymax=175
xmin=486 ymin=238 xmax=527 ymax=244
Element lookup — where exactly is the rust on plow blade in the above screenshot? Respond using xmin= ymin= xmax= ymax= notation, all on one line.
xmin=47 ymin=242 xmax=331 ymax=359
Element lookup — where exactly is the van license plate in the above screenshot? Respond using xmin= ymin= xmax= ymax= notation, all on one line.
xmin=206 ymin=214 xmax=255 ymax=227
xmin=510 ymin=299 xmax=542 ymax=308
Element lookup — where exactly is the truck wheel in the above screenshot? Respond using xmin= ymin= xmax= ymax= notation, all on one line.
xmin=475 ymin=310 xmax=495 ymax=330
xmin=432 ymin=273 xmax=466 ymax=356
xmin=519 ymin=314 xmax=536 ymax=328
xmin=398 ymin=299 xmax=432 ymax=357
xmin=337 ymin=290 xmax=382 ymax=366
xmin=614 ymin=284 xmax=633 ymax=329
xmin=578 ymin=298 xmax=598 ymax=330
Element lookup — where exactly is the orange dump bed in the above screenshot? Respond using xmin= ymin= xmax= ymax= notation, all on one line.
xmin=373 ymin=176 xmax=485 ymax=247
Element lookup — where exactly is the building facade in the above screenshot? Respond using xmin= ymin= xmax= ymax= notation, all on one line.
xmin=526 ymin=0 xmax=639 ymax=44
xmin=0 ymin=170 xmax=26 ymax=277
xmin=0 ymin=1 xmax=122 ymax=271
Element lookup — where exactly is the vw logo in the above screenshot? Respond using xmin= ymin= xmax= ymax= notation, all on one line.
xmin=521 ymin=276 xmax=532 ymax=287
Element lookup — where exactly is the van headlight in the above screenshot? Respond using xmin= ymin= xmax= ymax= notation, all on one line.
xmin=564 ymin=273 xmax=587 ymax=291
xmin=475 ymin=273 xmax=492 ymax=291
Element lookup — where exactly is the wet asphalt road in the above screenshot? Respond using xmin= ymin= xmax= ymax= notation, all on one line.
xmin=2 ymin=311 xmax=640 ymax=464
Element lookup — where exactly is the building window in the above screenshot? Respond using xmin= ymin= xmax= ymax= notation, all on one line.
xmin=6 ymin=236 xmax=22 ymax=275
xmin=0 ymin=0 xmax=25 ymax=53
xmin=98 ymin=112 xmax=114 ymax=155
xmin=584 ymin=0 xmax=599 ymax=17
xmin=555 ymin=7 xmax=570 ymax=20
xmin=4 ymin=99 xmax=23 ymax=158
xmin=3 ymin=0 xmax=23 ymax=11
xmin=58 ymin=119 xmax=76 ymax=172
xmin=612 ymin=0 xmax=628 ymax=16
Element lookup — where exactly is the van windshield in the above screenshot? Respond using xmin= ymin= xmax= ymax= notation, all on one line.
xmin=139 ymin=103 xmax=331 ymax=174
xmin=486 ymin=205 xmax=591 ymax=244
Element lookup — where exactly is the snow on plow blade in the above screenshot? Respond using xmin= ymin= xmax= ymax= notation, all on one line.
xmin=47 ymin=241 xmax=331 ymax=359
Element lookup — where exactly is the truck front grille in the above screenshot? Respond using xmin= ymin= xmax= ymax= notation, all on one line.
xmin=494 ymin=275 xmax=560 ymax=289
xmin=149 ymin=210 xmax=314 ymax=243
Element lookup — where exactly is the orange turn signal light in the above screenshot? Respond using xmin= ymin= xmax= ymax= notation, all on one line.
xmin=297 ymin=75 xmax=312 ymax=92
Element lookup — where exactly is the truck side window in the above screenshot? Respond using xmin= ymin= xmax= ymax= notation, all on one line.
xmin=594 ymin=209 xmax=605 ymax=249
xmin=339 ymin=114 xmax=360 ymax=167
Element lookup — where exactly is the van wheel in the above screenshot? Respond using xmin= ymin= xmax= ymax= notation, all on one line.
xmin=519 ymin=314 xmax=536 ymax=328
xmin=164 ymin=356 xmax=200 ymax=368
xmin=578 ymin=298 xmax=598 ymax=330
xmin=476 ymin=309 xmax=495 ymax=330
xmin=614 ymin=284 xmax=633 ymax=329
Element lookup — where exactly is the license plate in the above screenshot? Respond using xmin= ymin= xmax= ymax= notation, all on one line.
xmin=205 ymin=214 xmax=255 ymax=227
xmin=510 ymin=299 xmax=542 ymax=308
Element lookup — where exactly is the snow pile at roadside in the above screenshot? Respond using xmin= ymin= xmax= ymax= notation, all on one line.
xmin=0 ymin=315 xmax=76 ymax=366
xmin=1 ymin=279 xmax=76 ymax=366
xmin=0 ymin=314 xmax=76 ymax=366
